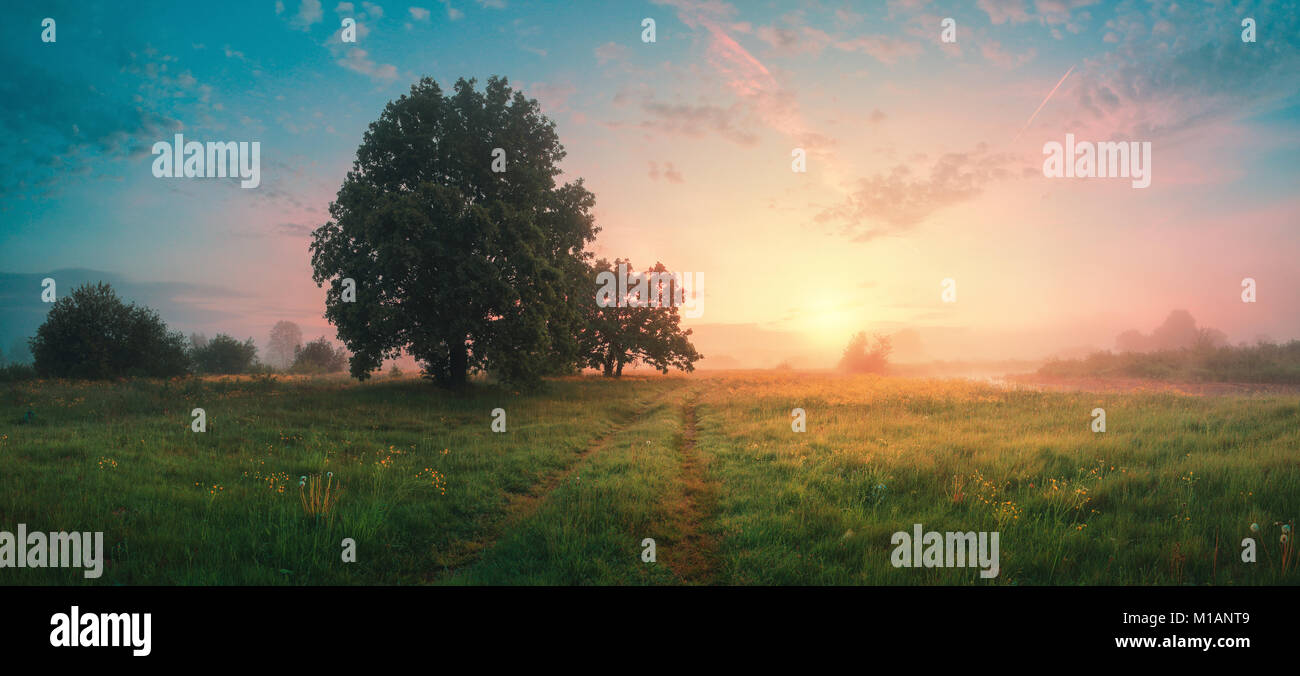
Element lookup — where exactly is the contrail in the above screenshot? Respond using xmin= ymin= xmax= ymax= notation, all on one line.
xmin=1013 ymin=65 xmax=1074 ymax=142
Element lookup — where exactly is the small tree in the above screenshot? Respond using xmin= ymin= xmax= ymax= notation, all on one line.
xmin=292 ymin=337 xmax=348 ymax=374
xmin=839 ymin=332 xmax=892 ymax=374
xmin=267 ymin=321 xmax=303 ymax=370
xmin=30 ymin=282 xmax=190 ymax=379
xmin=579 ymin=258 xmax=702 ymax=377
xmin=192 ymin=334 xmax=259 ymax=374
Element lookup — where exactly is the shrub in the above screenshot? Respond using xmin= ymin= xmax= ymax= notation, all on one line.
xmin=291 ymin=337 xmax=348 ymax=374
xmin=30 ymin=282 xmax=190 ymax=379
xmin=0 ymin=363 xmax=37 ymax=382
xmin=191 ymin=334 xmax=259 ymax=374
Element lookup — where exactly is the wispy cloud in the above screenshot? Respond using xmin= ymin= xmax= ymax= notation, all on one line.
xmin=815 ymin=144 xmax=1024 ymax=240
xmin=290 ymin=0 xmax=324 ymax=30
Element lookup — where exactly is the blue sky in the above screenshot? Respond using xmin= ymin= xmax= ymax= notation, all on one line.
xmin=3 ymin=0 xmax=1298 ymax=367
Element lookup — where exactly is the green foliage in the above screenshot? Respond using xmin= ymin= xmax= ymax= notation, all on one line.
xmin=191 ymin=334 xmax=259 ymax=375
xmin=0 ymin=363 xmax=36 ymax=382
xmin=30 ymin=282 xmax=190 ymax=379
xmin=309 ymin=76 xmax=598 ymax=388
xmin=291 ymin=336 xmax=348 ymax=374
xmin=579 ymin=258 xmax=702 ymax=377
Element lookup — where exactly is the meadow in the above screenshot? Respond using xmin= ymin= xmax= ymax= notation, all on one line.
xmin=1 ymin=371 xmax=1296 ymax=585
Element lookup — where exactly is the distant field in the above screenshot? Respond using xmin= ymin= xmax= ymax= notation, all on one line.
xmin=2 ymin=372 xmax=1296 ymax=584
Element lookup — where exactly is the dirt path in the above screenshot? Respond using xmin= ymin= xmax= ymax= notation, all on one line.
xmin=663 ymin=392 xmax=722 ymax=585
xmin=428 ymin=390 xmax=672 ymax=581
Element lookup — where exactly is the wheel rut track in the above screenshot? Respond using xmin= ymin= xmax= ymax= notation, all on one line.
xmin=428 ymin=387 xmax=680 ymax=582
xmin=663 ymin=391 xmax=722 ymax=585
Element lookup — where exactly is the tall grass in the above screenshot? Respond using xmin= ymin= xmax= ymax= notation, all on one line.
xmin=691 ymin=372 xmax=1300 ymax=584
xmin=2 ymin=371 xmax=1295 ymax=585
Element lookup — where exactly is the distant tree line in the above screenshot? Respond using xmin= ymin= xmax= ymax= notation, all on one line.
xmin=1040 ymin=310 xmax=1300 ymax=383
xmin=15 ymin=282 xmax=352 ymax=381
xmin=1040 ymin=340 xmax=1300 ymax=384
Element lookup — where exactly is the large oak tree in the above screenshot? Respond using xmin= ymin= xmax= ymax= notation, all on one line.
xmin=310 ymin=76 xmax=598 ymax=387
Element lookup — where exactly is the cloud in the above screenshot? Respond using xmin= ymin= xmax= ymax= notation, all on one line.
xmin=981 ymin=40 xmax=1036 ymax=68
xmin=594 ymin=41 xmax=630 ymax=66
xmin=277 ymin=222 xmax=316 ymax=237
xmin=815 ymin=144 xmax=1021 ymax=240
xmin=834 ymin=35 xmax=923 ymax=64
xmin=649 ymin=1 xmax=852 ymax=188
xmin=477 ymin=0 xmax=506 ymax=7
xmin=1062 ymin=1 xmax=1300 ymax=140
xmin=648 ymin=161 xmax=684 ymax=183
xmin=438 ymin=0 xmax=462 ymax=20
xmin=973 ymin=0 xmax=1094 ymax=31
xmin=635 ymin=99 xmax=759 ymax=146
xmin=755 ymin=22 xmax=833 ymax=57
xmin=291 ymin=0 xmax=324 ymax=30
xmin=526 ymin=81 xmax=575 ymax=113
xmin=0 ymin=48 xmax=198 ymax=201
xmin=409 ymin=6 xmax=430 ymax=20
xmin=977 ymin=0 xmax=1030 ymax=25
xmin=1033 ymin=0 xmax=1096 ymax=28
xmin=362 ymin=1 xmax=384 ymax=17
xmin=336 ymin=47 xmax=398 ymax=81
xmin=835 ymin=7 xmax=864 ymax=25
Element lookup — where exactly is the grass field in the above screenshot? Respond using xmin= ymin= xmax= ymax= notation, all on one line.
xmin=2 ymin=372 xmax=1296 ymax=585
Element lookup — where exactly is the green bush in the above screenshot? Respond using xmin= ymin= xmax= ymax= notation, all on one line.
xmin=191 ymin=334 xmax=259 ymax=374
xmin=291 ymin=337 xmax=348 ymax=374
xmin=0 ymin=363 xmax=37 ymax=382
xmin=30 ymin=282 xmax=190 ymax=379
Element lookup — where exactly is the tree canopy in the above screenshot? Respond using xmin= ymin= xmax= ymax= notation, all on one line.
xmin=191 ymin=334 xmax=259 ymax=374
xmin=30 ymin=282 xmax=190 ymax=379
xmin=292 ymin=337 xmax=348 ymax=374
xmin=310 ymin=76 xmax=598 ymax=387
xmin=579 ymin=258 xmax=702 ymax=377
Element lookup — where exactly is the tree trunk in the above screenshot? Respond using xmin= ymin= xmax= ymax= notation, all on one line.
xmin=615 ymin=359 xmax=624 ymax=377
xmin=448 ymin=335 xmax=468 ymax=387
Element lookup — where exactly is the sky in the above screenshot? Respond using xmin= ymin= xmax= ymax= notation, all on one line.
xmin=2 ymin=0 xmax=1298 ymax=368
